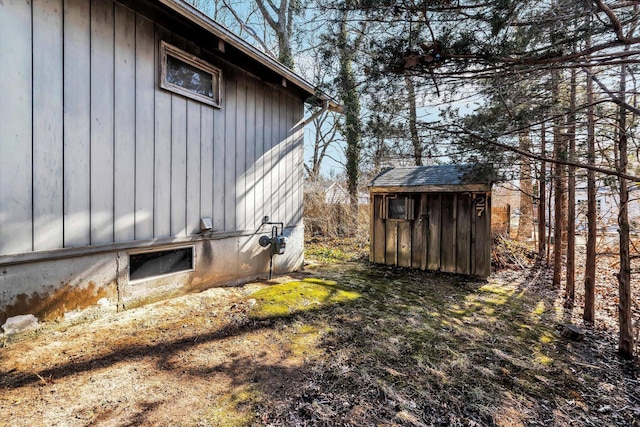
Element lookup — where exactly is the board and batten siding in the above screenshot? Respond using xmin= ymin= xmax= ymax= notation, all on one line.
xmin=0 ymin=0 xmax=304 ymax=257
xmin=370 ymin=192 xmax=491 ymax=277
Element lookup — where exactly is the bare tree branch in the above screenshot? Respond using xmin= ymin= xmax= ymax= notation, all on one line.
xmin=581 ymin=66 xmax=640 ymax=115
xmin=450 ymin=125 xmax=640 ymax=182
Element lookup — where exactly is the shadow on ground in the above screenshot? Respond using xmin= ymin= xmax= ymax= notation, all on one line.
xmin=1 ymin=261 xmax=638 ymax=426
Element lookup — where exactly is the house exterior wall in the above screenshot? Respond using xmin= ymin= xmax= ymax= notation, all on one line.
xmin=0 ymin=0 xmax=305 ymax=323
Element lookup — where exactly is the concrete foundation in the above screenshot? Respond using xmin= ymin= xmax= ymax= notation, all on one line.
xmin=0 ymin=226 xmax=304 ymax=324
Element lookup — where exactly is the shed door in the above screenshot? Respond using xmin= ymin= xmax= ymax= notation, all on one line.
xmin=371 ymin=192 xmax=491 ymax=277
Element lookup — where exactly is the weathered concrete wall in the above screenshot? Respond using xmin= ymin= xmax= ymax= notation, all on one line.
xmin=1 ymin=226 xmax=303 ymax=324
xmin=1 ymin=255 xmax=118 ymax=323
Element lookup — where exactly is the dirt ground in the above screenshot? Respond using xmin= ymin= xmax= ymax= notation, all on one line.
xmin=1 ymin=238 xmax=639 ymax=426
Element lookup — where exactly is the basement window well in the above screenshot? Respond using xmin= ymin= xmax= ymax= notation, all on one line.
xmin=129 ymin=246 xmax=194 ymax=281
xmin=160 ymin=41 xmax=222 ymax=107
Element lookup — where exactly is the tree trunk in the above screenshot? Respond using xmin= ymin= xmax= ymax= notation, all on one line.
xmin=552 ymin=151 xmax=565 ymax=288
xmin=565 ymin=69 xmax=577 ymax=306
xmin=538 ymin=122 xmax=547 ymax=259
xmin=517 ymin=132 xmax=534 ymax=242
xmin=552 ymin=71 xmax=565 ymax=288
xmin=254 ymin=0 xmax=294 ymax=68
xmin=584 ymin=61 xmax=597 ymax=323
xmin=338 ymin=9 xmax=362 ymax=231
xmin=404 ymin=74 xmax=422 ymax=166
xmin=616 ymin=59 xmax=634 ymax=359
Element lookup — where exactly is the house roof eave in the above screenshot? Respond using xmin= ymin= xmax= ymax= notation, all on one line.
xmin=158 ymin=0 xmax=342 ymax=112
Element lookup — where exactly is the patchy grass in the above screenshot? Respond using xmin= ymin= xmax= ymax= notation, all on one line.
xmin=250 ymin=260 xmax=639 ymax=426
xmin=1 ymin=241 xmax=638 ymax=427
xmin=199 ymin=386 xmax=264 ymax=427
xmin=247 ymin=278 xmax=361 ymax=319
xmin=304 ymin=236 xmax=369 ymax=263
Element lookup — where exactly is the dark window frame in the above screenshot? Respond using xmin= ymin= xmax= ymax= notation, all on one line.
xmin=382 ymin=195 xmax=415 ymax=221
xmin=160 ymin=41 xmax=222 ymax=107
xmin=128 ymin=246 xmax=195 ymax=282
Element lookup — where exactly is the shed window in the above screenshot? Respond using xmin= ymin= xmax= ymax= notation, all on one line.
xmin=129 ymin=246 xmax=194 ymax=281
xmin=385 ymin=196 xmax=415 ymax=220
xmin=388 ymin=198 xmax=406 ymax=219
xmin=160 ymin=41 xmax=221 ymax=107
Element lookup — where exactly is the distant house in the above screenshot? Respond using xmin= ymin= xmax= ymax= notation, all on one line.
xmin=0 ymin=0 xmax=338 ymax=324
xmin=322 ymin=182 xmax=370 ymax=206
xmin=368 ymin=165 xmax=493 ymax=277
xmin=493 ymin=178 xmax=640 ymax=236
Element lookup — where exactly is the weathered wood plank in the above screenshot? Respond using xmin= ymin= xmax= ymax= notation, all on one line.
xmin=235 ymin=71 xmax=247 ymax=231
xmin=370 ymin=184 xmax=491 ymax=194
xmin=113 ymin=3 xmax=136 ymax=243
xmin=373 ymin=196 xmax=386 ymax=264
xmin=440 ymin=194 xmax=456 ymax=273
xmin=262 ymin=86 xmax=273 ymax=223
xmin=171 ymin=95 xmax=187 ymax=236
xmin=186 ymin=100 xmax=201 ymax=235
xmin=224 ymin=66 xmax=237 ymax=231
xmin=244 ymin=76 xmax=256 ymax=230
xmin=411 ymin=195 xmax=427 ymax=269
xmin=63 ymin=0 xmax=91 ymax=248
xmin=0 ymin=0 xmax=33 ymax=254
xmin=90 ymin=0 xmax=115 ymax=245
xmin=272 ymin=89 xmax=282 ymax=224
xmin=253 ymin=83 xmax=265 ymax=229
xmin=33 ymin=0 xmax=64 ymax=251
xmin=385 ymin=221 xmax=398 ymax=265
xmin=200 ymin=105 xmax=214 ymax=224
xmin=292 ymin=98 xmax=304 ymax=226
xmin=427 ymin=194 xmax=441 ymax=271
xmin=134 ymin=15 xmax=155 ymax=239
xmin=369 ymin=195 xmax=375 ymax=263
xmin=398 ymin=220 xmax=412 ymax=267
xmin=472 ymin=192 xmax=492 ymax=277
xmin=154 ymin=26 xmax=173 ymax=238
xmin=212 ymin=75 xmax=226 ymax=232
xmin=456 ymin=193 xmax=471 ymax=275
xmin=285 ymin=94 xmax=294 ymax=227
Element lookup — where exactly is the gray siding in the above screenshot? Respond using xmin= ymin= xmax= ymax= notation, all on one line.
xmin=0 ymin=0 xmax=304 ymax=257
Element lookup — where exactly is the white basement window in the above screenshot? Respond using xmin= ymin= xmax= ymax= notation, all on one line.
xmin=160 ymin=41 xmax=222 ymax=107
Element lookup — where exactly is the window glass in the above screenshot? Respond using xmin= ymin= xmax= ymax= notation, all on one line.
xmin=160 ymin=41 xmax=221 ymax=107
xmin=166 ymin=55 xmax=214 ymax=99
xmin=388 ymin=198 xmax=406 ymax=219
xmin=129 ymin=247 xmax=194 ymax=281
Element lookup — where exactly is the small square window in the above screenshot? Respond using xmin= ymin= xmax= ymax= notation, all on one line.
xmin=160 ymin=41 xmax=222 ymax=107
xmin=384 ymin=196 xmax=415 ymax=220
xmin=388 ymin=198 xmax=406 ymax=219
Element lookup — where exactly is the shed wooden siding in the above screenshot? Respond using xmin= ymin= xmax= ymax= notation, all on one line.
xmin=0 ymin=0 xmax=303 ymax=256
xmin=370 ymin=192 xmax=491 ymax=277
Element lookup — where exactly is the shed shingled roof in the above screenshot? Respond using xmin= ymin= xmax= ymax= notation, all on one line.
xmin=368 ymin=164 xmax=490 ymax=188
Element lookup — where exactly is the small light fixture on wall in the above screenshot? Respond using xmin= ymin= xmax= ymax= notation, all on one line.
xmin=200 ymin=217 xmax=213 ymax=232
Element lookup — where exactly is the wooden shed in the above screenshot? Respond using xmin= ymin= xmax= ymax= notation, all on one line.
xmin=0 ymin=0 xmax=338 ymax=324
xmin=368 ymin=165 xmax=492 ymax=277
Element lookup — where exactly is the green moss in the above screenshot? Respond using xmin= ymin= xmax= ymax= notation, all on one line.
xmin=305 ymin=246 xmax=349 ymax=263
xmin=532 ymin=300 xmax=546 ymax=316
xmin=198 ymin=386 xmax=263 ymax=427
xmin=248 ymin=278 xmax=361 ymax=319
xmin=478 ymin=283 xmax=514 ymax=297
xmin=539 ymin=332 xmax=554 ymax=344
